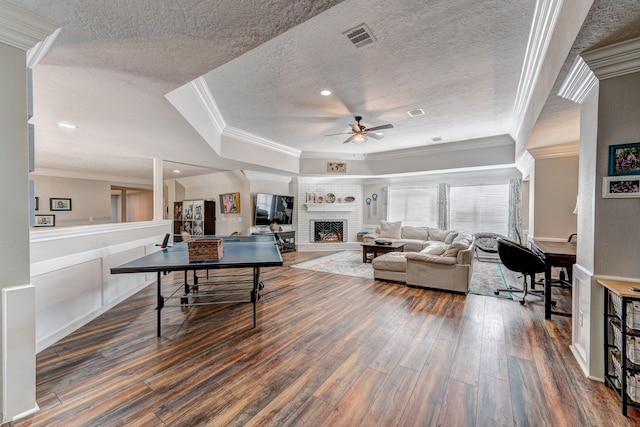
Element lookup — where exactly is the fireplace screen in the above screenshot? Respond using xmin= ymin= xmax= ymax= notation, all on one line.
xmin=312 ymin=220 xmax=347 ymax=243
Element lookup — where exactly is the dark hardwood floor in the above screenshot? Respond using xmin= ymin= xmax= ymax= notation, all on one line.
xmin=8 ymin=251 xmax=640 ymax=426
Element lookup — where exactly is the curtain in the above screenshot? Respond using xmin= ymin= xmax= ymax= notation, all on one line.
xmin=508 ymin=178 xmax=522 ymax=243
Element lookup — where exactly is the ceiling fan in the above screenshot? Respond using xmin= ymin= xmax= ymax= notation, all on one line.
xmin=325 ymin=116 xmax=394 ymax=144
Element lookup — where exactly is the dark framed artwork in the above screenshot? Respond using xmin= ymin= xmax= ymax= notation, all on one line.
xmin=35 ymin=196 xmax=39 ymax=211
xmin=35 ymin=214 xmax=55 ymax=227
xmin=220 ymin=192 xmax=240 ymax=214
xmin=609 ymin=142 xmax=640 ymax=176
xmin=50 ymin=197 xmax=72 ymax=211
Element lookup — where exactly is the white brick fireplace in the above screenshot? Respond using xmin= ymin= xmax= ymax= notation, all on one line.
xmin=293 ymin=180 xmax=363 ymax=251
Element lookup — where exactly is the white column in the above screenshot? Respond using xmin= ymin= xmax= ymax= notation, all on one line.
xmin=153 ymin=158 xmax=164 ymax=220
xmin=0 ymin=2 xmax=58 ymax=422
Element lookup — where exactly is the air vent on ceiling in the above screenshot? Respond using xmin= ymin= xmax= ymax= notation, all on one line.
xmin=407 ymin=108 xmax=425 ymax=117
xmin=343 ymin=24 xmax=375 ymax=48
xmin=431 ymin=137 xmax=442 ymax=142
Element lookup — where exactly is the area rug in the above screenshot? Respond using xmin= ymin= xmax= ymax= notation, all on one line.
xmin=290 ymin=251 xmax=513 ymax=298
xmin=289 ymin=251 xmax=373 ymax=279
xmin=469 ymin=261 xmax=513 ymax=299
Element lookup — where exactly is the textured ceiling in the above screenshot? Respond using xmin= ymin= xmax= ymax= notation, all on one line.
xmin=7 ymin=0 xmax=640 ymax=181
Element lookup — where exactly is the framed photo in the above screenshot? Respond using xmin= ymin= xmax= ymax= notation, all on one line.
xmin=35 ymin=214 xmax=55 ymax=227
xmin=50 ymin=197 xmax=72 ymax=211
xmin=34 ymin=196 xmax=39 ymax=211
xmin=609 ymin=142 xmax=640 ymax=176
xmin=602 ymin=175 xmax=640 ymax=198
xmin=220 ymin=192 xmax=240 ymax=214
xmin=327 ymin=162 xmax=347 ymax=173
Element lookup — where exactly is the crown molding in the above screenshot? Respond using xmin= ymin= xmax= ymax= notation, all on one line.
xmin=510 ymin=0 xmax=564 ymax=136
xmin=223 ymin=126 xmax=301 ymax=157
xmin=527 ymin=141 xmax=579 ymax=159
xmin=0 ymin=0 xmax=58 ymax=51
xmin=242 ymin=170 xmax=292 ymax=183
xmin=581 ymin=36 xmax=640 ymax=79
xmin=558 ymin=55 xmax=598 ymax=103
xmin=301 ymin=134 xmax=514 ymax=161
xmin=515 ymin=150 xmax=535 ymax=179
xmin=26 ymin=26 xmax=60 ymax=67
xmin=30 ymin=168 xmax=152 ymax=186
xmin=189 ymin=77 xmax=226 ymax=132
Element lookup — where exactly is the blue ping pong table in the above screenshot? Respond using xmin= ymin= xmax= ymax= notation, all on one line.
xmin=110 ymin=235 xmax=283 ymax=336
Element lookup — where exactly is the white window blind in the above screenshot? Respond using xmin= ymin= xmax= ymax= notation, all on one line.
xmin=388 ymin=187 xmax=438 ymax=226
xmin=449 ymin=184 xmax=509 ymax=234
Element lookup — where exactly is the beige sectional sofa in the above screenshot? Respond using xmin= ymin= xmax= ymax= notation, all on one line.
xmin=363 ymin=221 xmax=475 ymax=294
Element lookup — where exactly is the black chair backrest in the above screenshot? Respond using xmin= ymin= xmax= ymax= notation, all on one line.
xmin=496 ymin=237 xmax=545 ymax=275
xmin=160 ymin=233 xmax=170 ymax=248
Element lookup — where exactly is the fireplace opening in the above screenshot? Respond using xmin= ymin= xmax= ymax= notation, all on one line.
xmin=312 ymin=220 xmax=347 ymax=243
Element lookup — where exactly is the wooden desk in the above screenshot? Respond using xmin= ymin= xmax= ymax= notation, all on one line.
xmin=530 ymin=239 xmax=576 ymax=319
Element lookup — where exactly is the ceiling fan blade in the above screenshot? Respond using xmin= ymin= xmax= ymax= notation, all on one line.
xmin=325 ymin=132 xmax=353 ymax=136
xmin=342 ymin=135 xmax=355 ymax=144
xmin=364 ymin=123 xmax=394 ymax=132
xmin=367 ymin=132 xmax=384 ymax=140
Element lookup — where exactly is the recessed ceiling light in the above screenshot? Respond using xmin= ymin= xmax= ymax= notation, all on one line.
xmin=320 ymin=90 xmax=331 ymax=96
xmin=173 ymin=169 xmax=181 ymax=174
xmin=58 ymin=122 xmax=76 ymax=129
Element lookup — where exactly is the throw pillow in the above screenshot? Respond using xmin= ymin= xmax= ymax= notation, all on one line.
xmin=429 ymin=228 xmax=450 ymax=241
xmin=444 ymin=231 xmax=458 ymax=244
xmin=442 ymin=240 xmax=470 ymax=257
xmin=379 ymin=221 xmax=402 ymax=239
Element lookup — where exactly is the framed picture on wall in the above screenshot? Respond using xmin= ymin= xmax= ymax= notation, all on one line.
xmin=220 ymin=192 xmax=240 ymax=214
xmin=35 ymin=196 xmax=39 ymax=211
xmin=35 ymin=214 xmax=55 ymax=227
xmin=602 ymin=175 xmax=640 ymax=198
xmin=609 ymin=142 xmax=640 ymax=176
xmin=50 ymin=197 xmax=72 ymax=211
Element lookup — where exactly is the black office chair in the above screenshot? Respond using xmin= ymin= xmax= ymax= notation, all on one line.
xmin=494 ymin=237 xmax=546 ymax=305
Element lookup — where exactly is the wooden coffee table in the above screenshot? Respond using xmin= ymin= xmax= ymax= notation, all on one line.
xmin=362 ymin=241 xmax=406 ymax=263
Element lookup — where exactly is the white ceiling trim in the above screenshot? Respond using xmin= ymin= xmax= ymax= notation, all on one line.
xmin=364 ymin=134 xmax=514 ymax=161
xmin=189 ymin=77 xmax=226 ymax=133
xmin=510 ymin=0 xmax=564 ymax=138
xmin=222 ymin=126 xmax=301 ymax=157
xmin=26 ymin=26 xmax=60 ymax=67
xmin=243 ymin=170 xmax=292 ymax=184
xmin=30 ymin=168 xmax=152 ymax=185
xmin=581 ymin=36 xmax=640 ymax=79
xmin=527 ymin=141 xmax=579 ymax=158
xmin=0 ymin=0 xmax=58 ymax=51
xmin=558 ymin=56 xmax=598 ymax=104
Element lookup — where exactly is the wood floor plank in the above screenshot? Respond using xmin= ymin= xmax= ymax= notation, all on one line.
xmin=11 ymin=252 xmax=640 ymax=426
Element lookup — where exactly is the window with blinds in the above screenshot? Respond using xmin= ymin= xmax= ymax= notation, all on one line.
xmin=388 ymin=187 xmax=438 ymax=226
xmin=449 ymin=183 xmax=509 ymax=234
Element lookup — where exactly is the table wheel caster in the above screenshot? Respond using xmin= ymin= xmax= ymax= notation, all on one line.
xmin=259 ymin=281 xmax=264 ymax=290
xmin=180 ymin=297 xmax=188 ymax=305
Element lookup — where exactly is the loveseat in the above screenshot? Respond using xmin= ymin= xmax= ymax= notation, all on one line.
xmin=363 ymin=221 xmax=475 ymax=294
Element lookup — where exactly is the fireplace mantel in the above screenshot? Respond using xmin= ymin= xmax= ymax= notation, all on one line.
xmin=304 ymin=203 xmax=355 ymax=212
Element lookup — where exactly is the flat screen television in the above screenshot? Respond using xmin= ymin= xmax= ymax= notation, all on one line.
xmin=254 ymin=193 xmax=294 ymax=226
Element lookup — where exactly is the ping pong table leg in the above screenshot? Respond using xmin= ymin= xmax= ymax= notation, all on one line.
xmin=252 ymin=267 xmax=260 ymax=328
xmin=156 ymin=271 xmax=163 ymax=337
